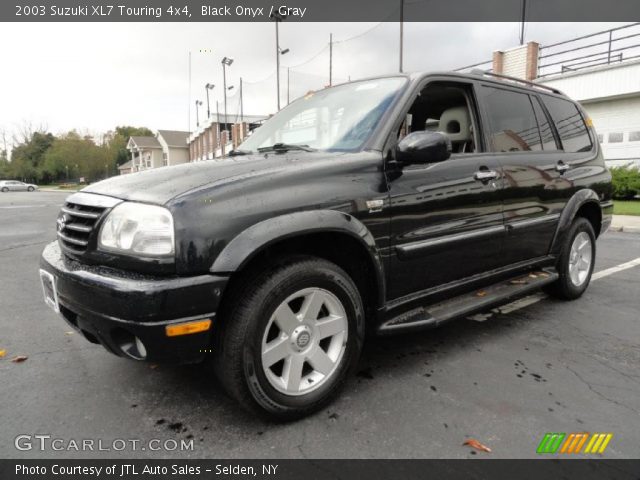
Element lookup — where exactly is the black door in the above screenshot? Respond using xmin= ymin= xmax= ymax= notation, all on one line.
xmin=476 ymin=85 xmax=578 ymax=265
xmin=386 ymin=80 xmax=505 ymax=300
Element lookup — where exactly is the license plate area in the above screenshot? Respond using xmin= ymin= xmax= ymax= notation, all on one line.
xmin=39 ymin=269 xmax=60 ymax=313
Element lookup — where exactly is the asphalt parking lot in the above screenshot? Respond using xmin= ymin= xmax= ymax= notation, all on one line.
xmin=1 ymin=190 xmax=639 ymax=459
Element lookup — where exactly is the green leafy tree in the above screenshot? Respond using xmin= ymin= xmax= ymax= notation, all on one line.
xmin=9 ymin=131 xmax=55 ymax=182
xmin=42 ymin=131 xmax=114 ymax=183
xmin=105 ymin=126 xmax=154 ymax=166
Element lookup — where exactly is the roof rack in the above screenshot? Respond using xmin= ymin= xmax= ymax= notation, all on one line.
xmin=469 ymin=69 xmax=564 ymax=95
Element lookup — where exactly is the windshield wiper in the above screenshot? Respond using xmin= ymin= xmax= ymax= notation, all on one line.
xmin=257 ymin=143 xmax=315 ymax=153
xmin=228 ymin=149 xmax=252 ymax=157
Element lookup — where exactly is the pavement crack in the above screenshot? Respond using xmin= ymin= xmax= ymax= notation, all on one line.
xmin=0 ymin=240 xmax=50 ymax=252
xmin=566 ymin=365 xmax=640 ymax=416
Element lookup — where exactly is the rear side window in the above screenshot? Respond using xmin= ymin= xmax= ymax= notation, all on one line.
xmin=531 ymin=97 xmax=558 ymax=150
xmin=541 ymin=95 xmax=592 ymax=152
xmin=482 ymin=86 xmax=542 ymax=152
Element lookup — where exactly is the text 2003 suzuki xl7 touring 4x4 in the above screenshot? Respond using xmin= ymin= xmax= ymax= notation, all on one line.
xmin=40 ymin=71 xmax=612 ymax=420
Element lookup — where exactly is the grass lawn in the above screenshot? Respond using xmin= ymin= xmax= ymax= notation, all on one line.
xmin=613 ymin=200 xmax=640 ymax=216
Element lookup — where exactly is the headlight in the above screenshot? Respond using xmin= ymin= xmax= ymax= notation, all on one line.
xmin=98 ymin=202 xmax=174 ymax=256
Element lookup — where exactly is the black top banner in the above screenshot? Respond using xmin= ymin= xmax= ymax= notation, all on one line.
xmin=3 ymin=0 xmax=640 ymax=22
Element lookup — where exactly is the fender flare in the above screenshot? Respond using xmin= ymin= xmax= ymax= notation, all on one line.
xmin=210 ymin=210 xmax=386 ymax=305
xmin=549 ymin=189 xmax=601 ymax=255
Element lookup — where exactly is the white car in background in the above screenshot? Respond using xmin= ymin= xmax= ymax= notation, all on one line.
xmin=0 ymin=180 xmax=38 ymax=192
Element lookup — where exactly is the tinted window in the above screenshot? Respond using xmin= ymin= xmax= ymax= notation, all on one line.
xmin=541 ymin=95 xmax=592 ymax=152
xmin=483 ymin=87 xmax=542 ymax=152
xmin=630 ymin=131 xmax=640 ymax=142
xmin=531 ymin=97 xmax=558 ymax=150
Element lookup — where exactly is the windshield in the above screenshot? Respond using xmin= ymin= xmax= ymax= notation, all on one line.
xmin=239 ymin=77 xmax=407 ymax=153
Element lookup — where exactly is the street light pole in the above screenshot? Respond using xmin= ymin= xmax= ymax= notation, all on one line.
xmin=270 ymin=12 xmax=288 ymax=111
xmin=195 ymin=100 xmax=202 ymax=127
xmin=221 ymin=57 xmax=234 ymax=133
xmin=205 ymin=83 xmax=215 ymax=118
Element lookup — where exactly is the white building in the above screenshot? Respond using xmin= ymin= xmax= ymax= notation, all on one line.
xmin=124 ymin=130 xmax=190 ymax=174
xmin=539 ymin=60 xmax=640 ymax=168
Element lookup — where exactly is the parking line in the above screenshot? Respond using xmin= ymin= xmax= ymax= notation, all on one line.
xmin=0 ymin=204 xmax=62 ymax=209
xmin=591 ymin=257 xmax=640 ymax=281
xmin=468 ymin=257 xmax=640 ymax=320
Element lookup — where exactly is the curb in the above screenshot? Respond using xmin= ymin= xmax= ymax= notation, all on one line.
xmin=610 ymin=225 xmax=640 ymax=233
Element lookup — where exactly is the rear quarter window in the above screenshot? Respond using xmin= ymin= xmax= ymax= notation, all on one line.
xmin=541 ymin=95 xmax=592 ymax=153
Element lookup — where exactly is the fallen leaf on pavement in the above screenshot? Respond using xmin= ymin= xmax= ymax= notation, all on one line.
xmin=510 ymin=279 xmax=528 ymax=285
xmin=475 ymin=290 xmax=487 ymax=297
xmin=463 ymin=438 xmax=492 ymax=452
xmin=65 ymin=331 xmax=74 ymax=335
xmin=11 ymin=356 xmax=28 ymax=363
xmin=529 ymin=273 xmax=538 ymax=278
xmin=149 ymin=364 xmax=158 ymax=369
xmin=0 ymin=349 xmax=6 ymax=358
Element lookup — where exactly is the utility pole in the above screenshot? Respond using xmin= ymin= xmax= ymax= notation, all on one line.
xmin=329 ymin=33 xmax=333 ymax=86
xmin=520 ymin=0 xmax=527 ymax=45
xmin=399 ymin=0 xmax=404 ymax=72
xmin=188 ymin=51 xmax=191 ymax=133
xmin=239 ymin=77 xmax=244 ymax=123
xmin=276 ymin=19 xmax=281 ymax=110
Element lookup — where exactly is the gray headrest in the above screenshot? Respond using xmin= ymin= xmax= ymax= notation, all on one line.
xmin=438 ymin=106 xmax=471 ymax=142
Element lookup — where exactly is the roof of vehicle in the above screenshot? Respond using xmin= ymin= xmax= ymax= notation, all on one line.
xmin=414 ymin=70 xmax=567 ymax=97
xmin=335 ymin=70 xmax=567 ymax=98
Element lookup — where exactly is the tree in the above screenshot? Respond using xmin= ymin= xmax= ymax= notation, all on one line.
xmin=42 ymin=131 xmax=113 ymax=183
xmin=9 ymin=130 xmax=55 ymax=182
xmin=105 ymin=126 xmax=154 ymax=166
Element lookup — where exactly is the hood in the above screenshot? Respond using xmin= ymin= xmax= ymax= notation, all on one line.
xmin=83 ymin=152 xmax=341 ymax=205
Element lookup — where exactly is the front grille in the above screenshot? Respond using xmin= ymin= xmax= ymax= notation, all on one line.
xmin=56 ymin=192 xmax=121 ymax=254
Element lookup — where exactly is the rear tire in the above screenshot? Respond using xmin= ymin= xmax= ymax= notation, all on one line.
xmin=213 ymin=255 xmax=365 ymax=420
xmin=1 ymin=187 xmax=7 ymax=192
xmin=545 ymin=217 xmax=596 ymax=300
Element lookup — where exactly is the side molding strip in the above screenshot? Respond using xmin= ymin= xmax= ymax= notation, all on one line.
xmin=396 ymin=225 xmax=505 ymax=259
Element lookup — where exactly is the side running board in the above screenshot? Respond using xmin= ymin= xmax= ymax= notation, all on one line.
xmin=377 ymin=268 xmax=558 ymax=335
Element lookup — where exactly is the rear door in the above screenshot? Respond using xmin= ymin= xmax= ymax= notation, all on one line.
xmin=386 ymin=79 xmax=505 ymax=300
xmin=476 ymin=85 xmax=571 ymax=265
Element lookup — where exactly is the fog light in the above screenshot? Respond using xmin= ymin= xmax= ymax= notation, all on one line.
xmin=135 ymin=336 xmax=147 ymax=358
xmin=112 ymin=329 xmax=148 ymax=360
xmin=166 ymin=319 xmax=212 ymax=337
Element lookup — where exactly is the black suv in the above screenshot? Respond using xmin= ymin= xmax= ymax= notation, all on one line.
xmin=40 ymin=71 xmax=612 ymax=419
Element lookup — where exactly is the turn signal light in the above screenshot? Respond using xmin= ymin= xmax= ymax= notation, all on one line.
xmin=166 ymin=319 xmax=212 ymax=337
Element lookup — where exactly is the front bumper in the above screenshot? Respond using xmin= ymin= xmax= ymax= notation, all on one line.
xmin=40 ymin=241 xmax=228 ymax=363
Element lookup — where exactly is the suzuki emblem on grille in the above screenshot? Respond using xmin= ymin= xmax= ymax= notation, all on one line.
xmin=56 ymin=215 xmax=68 ymax=232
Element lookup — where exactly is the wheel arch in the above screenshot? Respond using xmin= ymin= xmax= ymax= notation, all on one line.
xmin=211 ymin=210 xmax=386 ymax=311
xmin=550 ymin=189 xmax=602 ymax=255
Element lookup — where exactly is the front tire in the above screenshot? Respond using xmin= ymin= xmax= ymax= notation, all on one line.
xmin=545 ymin=217 xmax=596 ymax=300
xmin=214 ymin=256 xmax=365 ymax=420
xmin=28 ymin=186 xmax=35 ymax=192
xmin=1 ymin=187 xmax=7 ymax=192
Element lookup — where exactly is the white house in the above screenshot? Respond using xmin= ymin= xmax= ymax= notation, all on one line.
xmin=157 ymin=130 xmax=190 ymax=166
xmin=124 ymin=130 xmax=190 ymax=174
xmin=126 ymin=136 xmax=163 ymax=172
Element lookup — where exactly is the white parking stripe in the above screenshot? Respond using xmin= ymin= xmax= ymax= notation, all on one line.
xmin=591 ymin=257 xmax=640 ymax=281
xmin=468 ymin=257 xmax=640 ymax=320
xmin=0 ymin=204 xmax=62 ymax=209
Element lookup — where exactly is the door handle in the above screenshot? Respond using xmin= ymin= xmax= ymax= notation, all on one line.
xmin=556 ymin=161 xmax=571 ymax=173
xmin=474 ymin=169 xmax=498 ymax=182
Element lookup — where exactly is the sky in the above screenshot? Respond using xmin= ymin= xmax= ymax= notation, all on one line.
xmin=0 ymin=21 xmax=628 ymax=153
